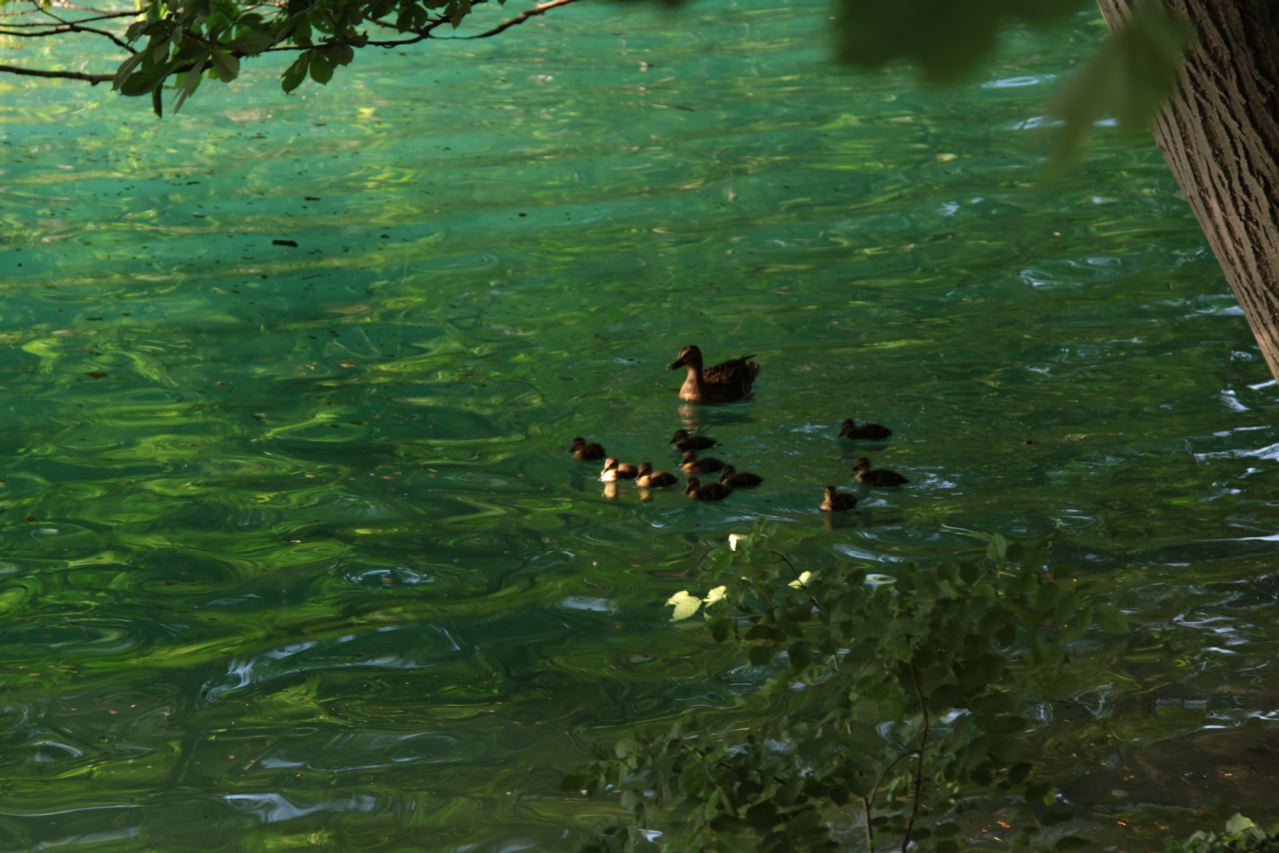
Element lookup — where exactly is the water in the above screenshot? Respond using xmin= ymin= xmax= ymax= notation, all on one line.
xmin=2 ymin=2 xmax=1279 ymax=849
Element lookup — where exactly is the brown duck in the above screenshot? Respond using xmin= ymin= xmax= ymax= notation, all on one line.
xmin=680 ymin=451 xmax=726 ymax=474
xmin=570 ymin=436 xmax=606 ymax=460
xmin=820 ymin=485 xmax=858 ymax=512
xmin=636 ymin=462 xmax=677 ymax=489
xmin=853 ymin=457 xmax=909 ymax=487
xmin=600 ymin=457 xmax=639 ymax=482
xmin=719 ymin=465 xmax=763 ymax=489
xmin=671 ymin=429 xmax=717 ymax=452
xmin=686 ymin=477 xmax=732 ymax=501
xmin=668 ymin=344 xmax=760 ymax=403
xmin=839 ymin=419 xmax=892 ymax=441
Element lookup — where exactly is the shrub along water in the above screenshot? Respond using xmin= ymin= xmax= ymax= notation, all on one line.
xmin=576 ymin=526 xmax=1133 ymax=852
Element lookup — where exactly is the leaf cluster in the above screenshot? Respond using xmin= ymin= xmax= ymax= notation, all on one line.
xmin=580 ymin=528 xmax=1123 ymax=851
xmin=1167 ymin=815 xmax=1279 ymax=853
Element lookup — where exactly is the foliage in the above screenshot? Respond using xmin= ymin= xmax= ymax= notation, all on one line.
xmin=833 ymin=0 xmax=1090 ymax=84
xmin=0 ymin=0 xmax=1192 ymax=151
xmin=578 ymin=526 xmax=1126 ymax=852
xmin=1167 ymin=815 xmax=1279 ymax=853
xmin=1050 ymin=0 xmax=1195 ymax=165
xmin=0 ymin=0 xmax=515 ymax=115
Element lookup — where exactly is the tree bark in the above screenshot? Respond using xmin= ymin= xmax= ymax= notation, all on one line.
xmin=1095 ymin=0 xmax=1279 ymax=382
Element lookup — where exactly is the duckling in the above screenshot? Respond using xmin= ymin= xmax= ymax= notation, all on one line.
xmin=820 ymin=485 xmax=858 ymax=512
xmin=853 ymin=457 xmax=909 ymax=487
xmin=600 ymin=456 xmax=639 ymax=482
xmin=570 ymin=436 xmax=607 ymax=461
xmin=680 ymin=450 xmax=726 ymax=475
xmin=668 ymin=344 xmax=760 ymax=403
xmin=671 ymin=428 xmax=718 ymax=452
xmin=636 ymin=462 xmax=677 ymax=489
xmin=839 ymin=419 xmax=893 ymax=441
xmin=719 ymin=465 xmax=763 ymax=489
xmin=686 ymin=477 xmax=732 ymax=501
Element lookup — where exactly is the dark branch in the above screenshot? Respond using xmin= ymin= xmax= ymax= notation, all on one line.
xmin=466 ymin=0 xmax=581 ymax=39
xmin=0 ymin=63 xmax=113 ymax=83
xmin=37 ymin=5 xmax=136 ymax=52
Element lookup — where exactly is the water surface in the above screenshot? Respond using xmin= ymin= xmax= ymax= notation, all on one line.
xmin=1 ymin=2 xmax=1278 ymax=849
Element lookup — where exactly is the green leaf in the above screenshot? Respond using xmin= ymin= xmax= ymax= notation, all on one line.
xmin=209 ymin=50 xmax=240 ymax=82
xmin=111 ymin=52 xmax=146 ymax=91
xmin=666 ymin=590 xmax=702 ymax=621
xmin=281 ymin=53 xmax=309 ymax=92
xmin=227 ymin=29 xmax=276 ymax=55
xmin=448 ymin=0 xmax=471 ymax=28
xmin=1224 ymin=814 xmax=1257 ymax=834
xmin=1050 ymin=0 xmax=1195 ymax=167
xmin=309 ymin=50 xmax=334 ymax=84
xmin=171 ymin=59 xmax=206 ymax=113
xmin=119 ymin=61 xmax=171 ymax=97
xmin=986 ymin=533 xmax=1008 ymax=561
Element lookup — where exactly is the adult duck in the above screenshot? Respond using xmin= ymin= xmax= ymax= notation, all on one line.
xmin=668 ymin=344 xmax=759 ymax=403
xmin=853 ymin=457 xmax=909 ymax=487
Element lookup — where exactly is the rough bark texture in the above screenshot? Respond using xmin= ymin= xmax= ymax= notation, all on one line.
xmin=1096 ymin=0 xmax=1279 ymax=381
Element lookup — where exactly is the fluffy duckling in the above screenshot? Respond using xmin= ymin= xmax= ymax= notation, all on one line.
xmin=600 ymin=456 xmax=639 ymax=482
xmin=820 ymin=485 xmax=858 ymax=512
xmin=668 ymin=344 xmax=760 ymax=403
xmin=853 ymin=457 xmax=909 ymax=487
xmin=680 ymin=450 xmax=726 ymax=475
xmin=686 ymin=477 xmax=732 ymax=501
xmin=670 ymin=429 xmax=718 ymax=452
xmin=570 ymin=436 xmax=607 ymax=460
xmin=636 ymin=462 xmax=677 ymax=489
xmin=839 ymin=419 xmax=893 ymax=441
xmin=719 ymin=465 xmax=763 ymax=489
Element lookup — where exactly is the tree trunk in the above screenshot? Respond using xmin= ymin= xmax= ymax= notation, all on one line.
xmin=1095 ymin=0 xmax=1279 ymax=382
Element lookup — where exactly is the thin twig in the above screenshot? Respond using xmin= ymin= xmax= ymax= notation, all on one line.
xmin=862 ymin=795 xmax=875 ymax=850
xmin=34 ymin=6 xmax=137 ymax=52
xmin=465 ymin=0 xmax=581 ymax=38
xmin=901 ymin=662 xmax=931 ymax=853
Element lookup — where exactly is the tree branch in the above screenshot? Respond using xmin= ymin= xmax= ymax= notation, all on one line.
xmin=0 ymin=63 xmax=112 ymax=83
xmin=465 ymin=0 xmax=581 ymax=39
xmin=36 ymin=5 xmax=137 ymax=53
xmin=901 ymin=662 xmax=931 ymax=853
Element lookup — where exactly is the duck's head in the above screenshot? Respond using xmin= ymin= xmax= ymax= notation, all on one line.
xmin=602 ymin=456 xmax=620 ymax=472
xmin=838 ymin=419 xmax=856 ymax=437
xmin=668 ymin=344 xmax=703 ymax=370
xmin=571 ymin=437 xmax=587 ymax=449
xmin=685 ymin=477 xmax=701 ymax=494
xmin=823 ymin=485 xmax=839 ymax=500
xmin=720 ymin=465 xmax=737 ymax=479
xmin=853 ymin=457 xmax=871 ymax=472
xmin=680 ymin=450 xmax=698 ymax=463
xmin=671 ymin=429 xmax=690 ymax=442
xmin=637 ymin=462 xmax=653 ymax=476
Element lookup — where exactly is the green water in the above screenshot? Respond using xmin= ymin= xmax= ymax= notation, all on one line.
xmin=2 ymin=2 xmax=1279 ymax=849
